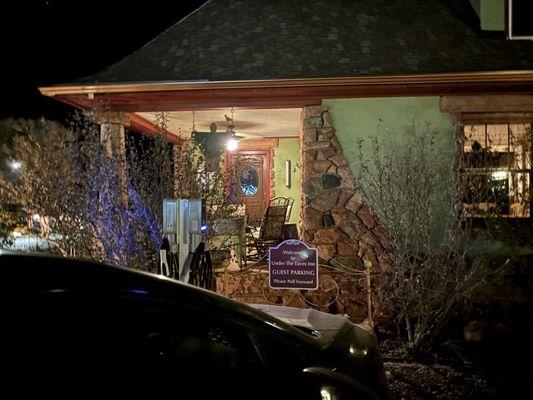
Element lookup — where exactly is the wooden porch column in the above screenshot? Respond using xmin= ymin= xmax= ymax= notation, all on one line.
xmin=98 ymin=112 xmax=130 ymax=198
xmin=98 ymin=111 xmax=128 ymax=158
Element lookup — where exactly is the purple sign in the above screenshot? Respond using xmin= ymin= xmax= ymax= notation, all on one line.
xmin=269 ymin=240 xmax=318 ymax=290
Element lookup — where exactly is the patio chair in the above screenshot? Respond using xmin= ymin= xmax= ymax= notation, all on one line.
xmin=246 ymin=198 xmax=289 ymax=261
xmin=266 ymin=196 xmax=294 ymax=222
xmin=285 ymin=197 xmax=295 ymax=222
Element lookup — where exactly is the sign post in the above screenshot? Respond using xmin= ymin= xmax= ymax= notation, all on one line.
xmin=269 ymin=240 xmax=318 ymax=290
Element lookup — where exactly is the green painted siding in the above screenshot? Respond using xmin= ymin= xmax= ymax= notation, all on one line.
xmin=323 ymin=97 xmax=455 ymax=243
xmin=323 ymin=97 xmax=454 ymax=176
xmin=273 ymin=138 xmax=301 ymax=223
xmin=480 ymin=0 xmax=505 ymax=31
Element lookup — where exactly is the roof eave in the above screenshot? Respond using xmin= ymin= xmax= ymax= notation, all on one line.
xmin=39 ymin=70 xmax=533 ymax=97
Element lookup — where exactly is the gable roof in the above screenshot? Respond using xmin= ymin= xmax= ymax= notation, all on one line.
xmin=75 ymin=0 xmax=533 ymax=85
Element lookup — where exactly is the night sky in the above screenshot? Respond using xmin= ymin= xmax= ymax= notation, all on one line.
xmin=0 ymin=0 xmax=208 ymax=121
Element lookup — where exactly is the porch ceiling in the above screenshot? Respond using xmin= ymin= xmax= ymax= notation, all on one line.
xmin=136 ymin=108 xmax=302 ymax=139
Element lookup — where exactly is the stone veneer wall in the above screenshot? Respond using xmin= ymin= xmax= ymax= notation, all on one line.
xmin=299 ymin=105 xmax=391 ymax=272
xmin=215 ymin=270 xmax=375 ymax=321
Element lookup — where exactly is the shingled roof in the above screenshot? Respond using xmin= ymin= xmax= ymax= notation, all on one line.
xmin=77 ymin=0 xmax=533 ymax=84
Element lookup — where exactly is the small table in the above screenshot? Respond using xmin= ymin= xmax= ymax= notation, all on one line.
xmin=208 ymin=215 xmax=247 ymax=269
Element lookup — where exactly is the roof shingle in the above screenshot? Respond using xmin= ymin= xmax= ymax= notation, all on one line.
xmin=76 ymin=0 xmax=533 ymax=84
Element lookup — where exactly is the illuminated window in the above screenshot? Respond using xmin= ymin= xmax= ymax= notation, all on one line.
xmin=461 ymin=123 xmax=531 ymax=217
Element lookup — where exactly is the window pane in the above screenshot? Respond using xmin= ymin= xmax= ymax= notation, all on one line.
xmin=464 ymin=124 xmax=486 ymax=149
xmin=509 ymin=123 xmax=532 ymax=170
xmin=240 ymin=165 xmax=259 ymax=196
xmin=510 ymin=171 xmax=530 ymax=217
xmin=486 ymin=124 xmax=509 ymax=150
xmin=462 ymin=171 xmax=509 ymax=215
xmin=464 ymin=124 xmax=488 ymax=168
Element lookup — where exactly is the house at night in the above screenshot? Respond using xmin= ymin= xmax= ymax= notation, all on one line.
xmin=39 ymin=0 xmax=533 ymax=317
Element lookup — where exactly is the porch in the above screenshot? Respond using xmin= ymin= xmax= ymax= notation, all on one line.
xmin=134 ymin=102 xmax=388 ymax=317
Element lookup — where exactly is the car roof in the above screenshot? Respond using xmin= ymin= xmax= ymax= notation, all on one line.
xmin=0 ymin=251 xmax=318 ymax=345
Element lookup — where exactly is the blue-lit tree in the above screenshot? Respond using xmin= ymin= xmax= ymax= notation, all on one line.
xmin=0 ymin=113 xmax=173 ymax=270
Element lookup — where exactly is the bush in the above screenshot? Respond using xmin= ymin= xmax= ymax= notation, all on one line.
xmin=357 ymin=122 xmax=506 ymax=358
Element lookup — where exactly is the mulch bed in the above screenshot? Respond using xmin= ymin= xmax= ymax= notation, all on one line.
xmin=384 ymin=361 xmax=492 ymax=399
xmin=380 ymin=339 xmax=531 ymax=399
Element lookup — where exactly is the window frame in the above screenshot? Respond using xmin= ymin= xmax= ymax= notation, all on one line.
xmin=507 ymin=0 xmax=533 ymax=41
xmin=456 ymin=115 xmax=533 ymax=219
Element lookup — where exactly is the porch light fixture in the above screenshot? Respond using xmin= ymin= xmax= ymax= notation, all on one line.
xmin=225 ymin=108 xmax=239 ymax=151
xmin=193 ymin=130 xmax=236 ymax=171
xmin=226 ymin=138 xmax=239 ymax=151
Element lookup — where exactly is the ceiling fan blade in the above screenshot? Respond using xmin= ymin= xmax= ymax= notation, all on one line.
xmin=234 ymin=131 xmax=265 ymax=138
xmin=212 ymin=120 xmax=264 ymax=130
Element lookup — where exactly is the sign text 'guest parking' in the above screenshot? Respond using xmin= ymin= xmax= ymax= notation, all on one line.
xmin=269 ymin=240 xmax=318 ymax=290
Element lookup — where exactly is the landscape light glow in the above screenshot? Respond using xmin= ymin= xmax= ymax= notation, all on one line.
xmin=10 ymin=160 xmax=22 ymax=170
xmin=320 ymin=388 xmax=332 ymax=400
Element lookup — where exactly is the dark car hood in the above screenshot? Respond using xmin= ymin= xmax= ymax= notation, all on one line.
xmin=248 ymin=304 xmax=375 ymax=345
xmin=249 ymin=304 xmax=384 ymax=397
xmin=249 ymin=304 xmax=347 ymax=331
